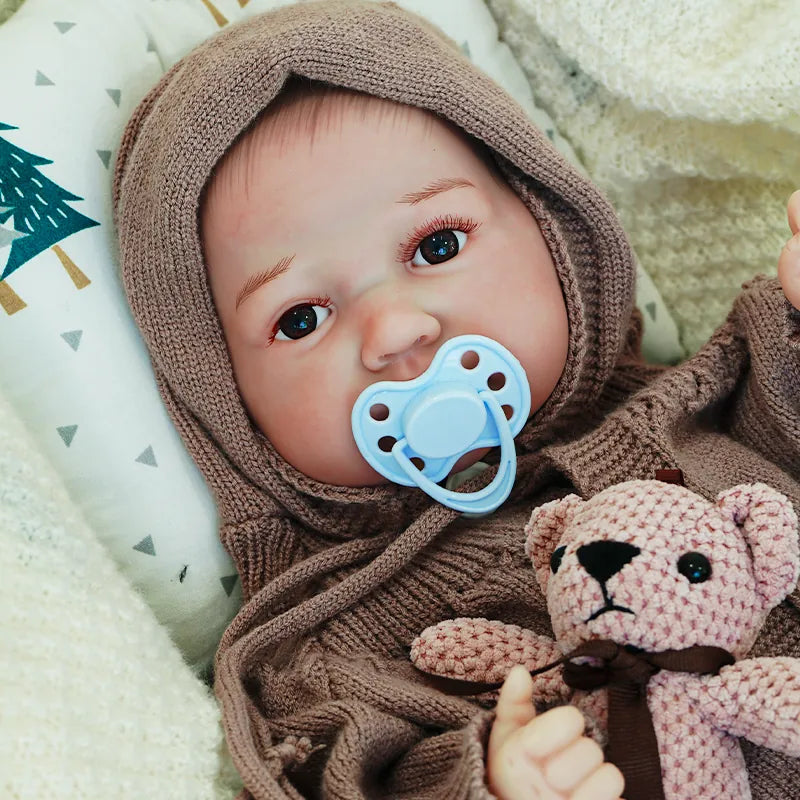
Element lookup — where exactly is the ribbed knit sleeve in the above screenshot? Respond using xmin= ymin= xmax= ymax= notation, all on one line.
xmin=322 ymin=653 xmax=495 ymax=799
xmin=725 ymin=275 xmax=800 ymax=490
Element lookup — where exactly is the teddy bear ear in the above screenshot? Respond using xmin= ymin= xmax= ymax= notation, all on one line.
xmin=525 ymin=493 xmax=583 ymax=593
xmin=716 ymin=483 xmax=800 ymax=610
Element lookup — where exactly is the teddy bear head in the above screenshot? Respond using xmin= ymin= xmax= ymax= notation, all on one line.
xmin=524 ymin=480 xmax=799 ymax=658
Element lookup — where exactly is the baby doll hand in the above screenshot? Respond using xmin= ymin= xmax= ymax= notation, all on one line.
xmin=486 ymin=666 xmax=625 ymax=800
xmin=778 ymin=189 xmax=800 ymax=310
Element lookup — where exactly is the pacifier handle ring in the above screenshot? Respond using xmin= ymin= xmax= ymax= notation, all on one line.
xmin=391 ymin=390 xmax=517 ymax=514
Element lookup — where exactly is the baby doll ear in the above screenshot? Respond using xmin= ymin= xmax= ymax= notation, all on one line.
xmin=716 ymin=483 xmax=800 ymax=609
xmin=525 ymin=494 xmax=583 ymax=594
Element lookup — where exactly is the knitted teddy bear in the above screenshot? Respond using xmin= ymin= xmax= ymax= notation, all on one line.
xmin=410 ymin=478 xmax=800 ymax=800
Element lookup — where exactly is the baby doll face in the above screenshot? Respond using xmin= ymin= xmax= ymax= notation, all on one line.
xmin=202 ymin=89 xmax=569 ymax=486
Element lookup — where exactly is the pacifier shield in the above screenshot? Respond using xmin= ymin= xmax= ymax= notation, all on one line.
xmin=404 ymin=383 xmax=487 ymax=458
xmin=351 ymin=335 xmax=531 ymax=514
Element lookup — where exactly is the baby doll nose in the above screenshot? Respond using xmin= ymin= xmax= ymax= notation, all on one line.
xmin=361 ymin=305 xmax=442 ymax=374
xmin=577 ymin=540 xmax=641 ymax=584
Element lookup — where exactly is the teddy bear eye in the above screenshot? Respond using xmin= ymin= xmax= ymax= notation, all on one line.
xmin=677 ymin=552 xmax=712 ymax=583
xmin=550 ymin=545 xmax=567 ymax=574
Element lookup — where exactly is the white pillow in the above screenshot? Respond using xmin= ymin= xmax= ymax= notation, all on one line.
xmin=0 ymin=0 xmax=239 ymax=670
xmin=0 ymin=0 xmax=684 ymax=671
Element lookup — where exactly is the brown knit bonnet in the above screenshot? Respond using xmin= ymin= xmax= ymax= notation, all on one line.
xmin=112 ymin=0 xmax=637 ymax=602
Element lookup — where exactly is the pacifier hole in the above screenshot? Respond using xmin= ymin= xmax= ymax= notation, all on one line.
xmin=501 ymin=404 xmax=514 ymax=420
xmin=370 ymin=403 xmax=390 ymax=421
xmin=410 ymin=457 xmax=425 ymax=471
xmin=487 ymin=372 xmax=506 ymax=391
xmin=378 ymin=436 xmax=397 ymax=453
xmin=460 ymin=350 xmax=480 ymax=369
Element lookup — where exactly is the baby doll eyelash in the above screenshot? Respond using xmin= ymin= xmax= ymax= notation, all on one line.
xmin=397 ymin=214 xmax=481 ymax=263
xmin=265 ymin=216 xmax=477 ymax=345
xmin=266 ymin=295 xmax=332 ymax=346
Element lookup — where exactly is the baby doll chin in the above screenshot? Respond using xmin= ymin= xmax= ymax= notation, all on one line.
xmin=448 ymin=447 xmax=493 ymax=475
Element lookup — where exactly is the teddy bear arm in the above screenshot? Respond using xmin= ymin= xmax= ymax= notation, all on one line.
xmin=689 ymin=658 xmax=800 ymax=756
xmin=410 ymin=617 xmax=563 ymax=684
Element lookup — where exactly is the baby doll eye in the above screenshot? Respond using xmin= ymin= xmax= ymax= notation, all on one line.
xmin=677 ymin=552 xmax=712 ymax=584
xmin=550 ymin=545 xmax=567 ymax=574
xmin=274 ymin=302 xmax=332 ymax=342
xmin=412 ymin=229 xmax=467 ymax=266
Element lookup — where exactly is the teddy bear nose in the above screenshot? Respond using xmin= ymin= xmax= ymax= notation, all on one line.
xmin=577 ymin=540 xmax=641 ymax=584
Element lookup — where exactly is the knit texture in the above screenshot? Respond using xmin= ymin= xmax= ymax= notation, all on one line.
xmin=486 ymin=0 xmax=800 ymax=354
xmin=413 ymin=480 xmax=800 ymax=800
xmin=0 ymin=387 xmax=240 ymax=800
xmin=113 ymin=2 xmax=800 ymax=798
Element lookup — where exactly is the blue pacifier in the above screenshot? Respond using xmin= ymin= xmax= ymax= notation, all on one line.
xmin=351 ymin=335 xmax=531 ymax=515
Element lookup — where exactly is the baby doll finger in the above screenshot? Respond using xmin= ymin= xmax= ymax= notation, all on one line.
xmin=489 ymin=665 xmax=537 ymax=757
xmin=569 ymin=762 xmax=625 ymax=800
xmin=778 ymin=231 xmax=800 ymax=310
xmin=788 ymin=189 xmax=800 ymax=235
xmin=519 ymin=704 xmax=586 ymax=759
xmin=542 ymin=736 xmax=604 ymax=792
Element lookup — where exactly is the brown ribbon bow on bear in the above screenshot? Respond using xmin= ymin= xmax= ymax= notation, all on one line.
xmin=416 ymin=639 xmax=735 ymax=800
xmin=561 ymin=640 xmax=734 ymax=800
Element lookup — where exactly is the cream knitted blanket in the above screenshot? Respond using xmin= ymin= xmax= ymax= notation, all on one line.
xmin=487 ymin=0 xmax=800 ymax=353
xmin=0 ymin=387 xmax=240 ymax=799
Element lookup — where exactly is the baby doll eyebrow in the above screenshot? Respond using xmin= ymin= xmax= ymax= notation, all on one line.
xmin=235 ymin=254 xmax=294 ymax=311
xmin=396 ymin=177 xmax=475 ymax=205
xmin=233 ymin=178 xmax=474 ymax=311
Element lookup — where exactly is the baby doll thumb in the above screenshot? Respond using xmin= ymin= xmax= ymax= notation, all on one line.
xmin=778 ymin=232 xmax=800 ymax=311
xmin=779 ymin=189 xmax=800 ymax=310
xmin=489 ymin=665 xmax=536 ymax=756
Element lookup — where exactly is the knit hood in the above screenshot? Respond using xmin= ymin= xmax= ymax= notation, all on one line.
xmin=113 ymin=0 xmax=637 ymax=602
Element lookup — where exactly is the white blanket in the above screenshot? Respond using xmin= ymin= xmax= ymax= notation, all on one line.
xmin=0 ymin=387 xmax=240 ymax=799
xmin=487 ymin=0 xmax=800 ymax=353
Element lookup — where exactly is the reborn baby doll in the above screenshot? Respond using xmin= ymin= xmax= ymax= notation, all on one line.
xmin=112 ymin=2 xmax=800 ymax=799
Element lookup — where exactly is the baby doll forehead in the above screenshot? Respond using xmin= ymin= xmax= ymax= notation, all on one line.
xmin=199 ymin=76 xmax=501 ymax=226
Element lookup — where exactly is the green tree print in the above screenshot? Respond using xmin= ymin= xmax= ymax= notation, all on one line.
xmin=0 ymin=123 xmax=99 ymax=314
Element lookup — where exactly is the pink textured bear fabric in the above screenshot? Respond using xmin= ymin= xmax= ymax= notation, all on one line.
xmin=412 ymin=480 xmax=800 ymax=800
